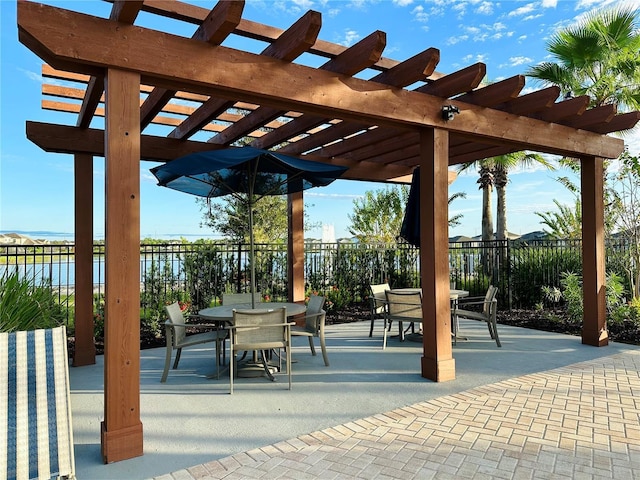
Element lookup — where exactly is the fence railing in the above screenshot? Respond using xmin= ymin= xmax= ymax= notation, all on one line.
xmin=0 ymin=238 xmax=634 ymax=325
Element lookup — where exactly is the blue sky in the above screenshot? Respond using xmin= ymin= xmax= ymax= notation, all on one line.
xmin=1 ymin=0 xmax=639 ymax=241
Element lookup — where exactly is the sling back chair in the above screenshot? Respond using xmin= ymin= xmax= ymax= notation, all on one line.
xmin=161 ymin=302 xmax=228 ymax=382
xmin=369 ymin=283 xmax=390 ymax=338
xmin=383 ymin=290 xmax=423 ymax=349
xmin=454 ymin=285 xmax=501 ymax=347
xmin=229 ymin=307 xmax=293 ymax=394
xmin=291 ymin=295 xmax=329 ymax=366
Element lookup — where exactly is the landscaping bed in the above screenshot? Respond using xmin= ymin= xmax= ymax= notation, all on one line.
xmin=78 ymin=303 xmax=639 ymax=357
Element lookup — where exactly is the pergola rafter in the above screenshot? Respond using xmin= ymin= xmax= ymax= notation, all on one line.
xmin=16 ymin=0 xmax=639 ymax=465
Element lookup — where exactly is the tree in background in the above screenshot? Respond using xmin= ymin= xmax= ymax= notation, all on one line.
xmin=527 ymin=6 xmax=640 ymax=245
xmin=608 ymin=150 xmax=640 ymax=299
xmin=199 ymin=195 xmax=319 ymax=243
xmin=535 ymin=198 xmax=583 ymax=239
xmin=348 ymin=186 xmax=409 ymax=243
xmin=526 ymin=6 xmax=640 ymax=111
xmin=492 ymin=153 xmax=554 ymax=240
xmin=348 ymin=185 xmax=467 ymax=242
xmin=458 ymin=152 xmax=553 ymax=241
xmin=448 ymin=191 xmax=467 ymax=228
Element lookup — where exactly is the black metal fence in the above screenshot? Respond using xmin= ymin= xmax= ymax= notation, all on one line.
xmin=1 ymin=238 xmax=635 ymax=325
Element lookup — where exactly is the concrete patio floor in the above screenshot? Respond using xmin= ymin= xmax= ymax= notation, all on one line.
xmin=69 ymin=319 xmax=640 ymax=479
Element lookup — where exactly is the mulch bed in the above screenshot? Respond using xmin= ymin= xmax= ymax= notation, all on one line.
xmin=70 ymin=302 xmax=639 ymax=356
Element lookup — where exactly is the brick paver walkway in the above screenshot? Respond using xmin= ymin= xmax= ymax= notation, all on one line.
xmin=155 ymin=351 xmax=640 ymax=479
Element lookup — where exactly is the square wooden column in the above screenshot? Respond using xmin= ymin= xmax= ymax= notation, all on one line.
xmin=73 ymin=153 xmax=96 ymax=366
xmin=101 ymin=68 xmax=143 ymax=462
xmin=287 ymin=191 xmax=305 ymax=303
xmin=419 ymin=128 xmax=455 ymax=381
xmin=581 ymin=156 xmax=608 ymax=346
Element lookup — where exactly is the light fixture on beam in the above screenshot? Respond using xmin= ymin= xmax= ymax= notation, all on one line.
xmin=442 ymin=105 xmax=460 ymax=121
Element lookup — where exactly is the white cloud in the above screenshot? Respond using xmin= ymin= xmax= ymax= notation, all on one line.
xmin=508 ymin=3 xmax=536 ymax=17
xmin=476 ymin=2 xmax=494 ymax=15
xmin=289 ymin=0 xmax=315 ymax=9
xmin=446 ymin=35 xmax=469 ymax=45
xmin=452 ymin=2 xmax=467 ymax=16
xmin=338 ymin=29 xmax=361 ymax=47
xmin=306 ymin=192 xmax=362 ymax=200
xmin=509 ymin=56 xmax=534 ymax=66
xmin=541 ymin=0 xmax=558 ymax=7
xmin=411 ymin=5 xmax=428 ymax=22
xmin=392 ymin=0 xmax=414 ymax=6
xmin=18 ymin=68 xmax=45 ymax=84
xmin=623 ymin=128 xmax=640 ymax=157
xmin=575 ymin=0 xmax=617 ymax=9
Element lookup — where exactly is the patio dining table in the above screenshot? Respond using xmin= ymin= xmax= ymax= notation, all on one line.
xmin=199 ymin=302 xmax=307 ymax=379
xmin=199 ymin=302 xmax=307 ymax=323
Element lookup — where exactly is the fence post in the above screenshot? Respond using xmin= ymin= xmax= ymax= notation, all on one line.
xmin=236 ymin=242 xmax=242 ymax=293
xmin=507 ymin=239 xmax=512 ymax=311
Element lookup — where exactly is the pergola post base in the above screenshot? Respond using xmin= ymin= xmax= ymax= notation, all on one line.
xmin=582 ymin=328 xmax=609 ymax=347
xmin=421 ymin=357 xmax=455 ymax=382
xmin=101 ymin=421 xmax=144 ymax=463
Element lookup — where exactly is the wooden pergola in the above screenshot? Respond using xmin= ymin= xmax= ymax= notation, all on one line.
xmin=17 ymin=0 xmax=640 ymax=463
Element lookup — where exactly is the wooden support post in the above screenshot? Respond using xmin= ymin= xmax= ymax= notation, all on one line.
xmin=73 ymin=153 xmax=96 ymax=366
xmin=101 ymin=68 xmax=143 ymax=463
xmin=419 ymin=128 xmax=455 ymax=382
xmin=287 ymin=191 xmax=305 ymax=304
xmin=581 ymin=156 xmax=608 ymax=346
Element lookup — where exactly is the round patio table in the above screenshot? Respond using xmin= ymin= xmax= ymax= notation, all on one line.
xmin=199 ymin=302 xmax=306 ymax=322
xmin=199 ymin=302 xmax=307 ymax=379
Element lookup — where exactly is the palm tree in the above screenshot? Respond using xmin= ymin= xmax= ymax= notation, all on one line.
xmin=492 ymin=153 xmax=555 ymax=240
xmin=526 ymin=7 xmax=640 ymax=111
xmin=458 ymin=153 xmax=554 ymax=241
xmin=535 ymin=198 xmax=583 ymax=239
xmin=448 ymin=191 xmax=467 ymax=228
xmin=457 ymin=162 xmax=494 ymax=241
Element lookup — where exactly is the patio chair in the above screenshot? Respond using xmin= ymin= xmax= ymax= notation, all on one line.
xmin=161 ymin=302 xmax=228 ymax=382
xmin=369 ymin=283 xmax=390 ymax=337
xmin=454 ymin=285 xmax=501 ymax=347
xmin=383 ymin=290 xmax=423 ymax=349
xmin=229 ymin=307 xmax=293 ymax=394
xmin=291 ymin=295 xmax=329 ymax=366
xmin=2 ymin=326 xmax=76 ymax=480
xmin=222 ymin=292 xmax=262 ymax=305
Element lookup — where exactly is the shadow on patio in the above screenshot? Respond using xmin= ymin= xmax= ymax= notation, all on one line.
xmin=69 ymin=319 xmax=640 ymax=479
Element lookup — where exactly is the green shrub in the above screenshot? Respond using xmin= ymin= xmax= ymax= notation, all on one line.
xmin=182 ymin=243 xmax=226 ymax=311
xmin=0 ymin=269 xmax=67 ymax=332
xmin=325 ymin=286 xmax=352 ymax=315
xmin=560 ymin=271 xmax=627 ymax=325
xmin=140 ymin=255 xmax=187 ymax=338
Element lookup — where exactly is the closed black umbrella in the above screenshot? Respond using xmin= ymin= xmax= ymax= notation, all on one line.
xmin=151 ymin=146 xmax=348 ymax=307
xmin=399 ymin=167 xmax=421 ymax=247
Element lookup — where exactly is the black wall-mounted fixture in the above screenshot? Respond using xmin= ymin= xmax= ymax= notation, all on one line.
xmin=441 ymin=105 xmax=460 ymax=121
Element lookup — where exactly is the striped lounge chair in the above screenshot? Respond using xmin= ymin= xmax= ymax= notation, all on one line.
xmin=1 ymin=326 xmax=75 ymax=480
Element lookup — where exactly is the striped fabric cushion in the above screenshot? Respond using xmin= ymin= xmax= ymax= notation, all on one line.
xmin=1 ymin=326 xmax=75 ymax=480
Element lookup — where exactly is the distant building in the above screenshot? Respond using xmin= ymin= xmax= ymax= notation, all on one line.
xmin=0 ymin=233 xmax=47 ymax=246
xmin=322 ymin=224 xmax=336 ymax=243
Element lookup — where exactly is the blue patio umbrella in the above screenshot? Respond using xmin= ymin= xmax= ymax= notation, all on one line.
xmin=151 ymin=146 xmax=348 ymax=307
xmin=399 ymin=167 xmax=421 ymax=247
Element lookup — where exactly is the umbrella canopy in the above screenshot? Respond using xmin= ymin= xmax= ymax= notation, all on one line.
xmin=151 ymin=146 xmax=348 ymax=307
xmin=399 ymin=167 xmax=421 ymax=247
